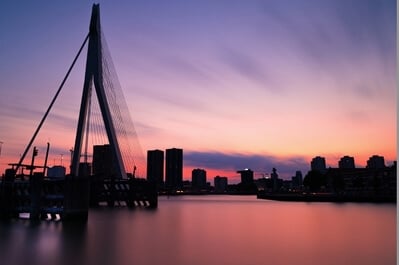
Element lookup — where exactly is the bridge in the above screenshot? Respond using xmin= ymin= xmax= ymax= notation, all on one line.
xmin=0 ymin=4 xmax=157 ymax=221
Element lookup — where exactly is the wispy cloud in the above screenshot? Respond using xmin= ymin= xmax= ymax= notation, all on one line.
xmin=219 ymin=47 xmax=280 ymax=92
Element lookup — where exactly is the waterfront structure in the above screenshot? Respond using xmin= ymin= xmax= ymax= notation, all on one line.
xmin=192 ymin=168 xmax=207 ymax=190
xmin=214 ymin=176 xmax=228 ymax=193
xmin=147 ymin=149 xmax=164 ymax=188
xmin=165 ymin=148 xmax=183 ymax=189
xmin=311 ymin=156 xmax=327 ymax=172
xmin=338 ymin=156 xmax=355 ymax=169
xmin=367 ymin=155 xmax=385 ymax=169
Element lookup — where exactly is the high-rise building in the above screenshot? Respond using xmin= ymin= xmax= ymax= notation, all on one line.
xmin=192 ymin=168 xmax=207 ymax=190
xmin=311 ymin=156 xmax=326 ymax=172
xmin=367 ymin=155 xmax=385 ymax=169
xmin=165 ymin=148 xmax=183 ymax=189
xmin=147 ymin=149 xmax=164 ymax=188
xmin=292 ymin=170 xmax=303 ymax=188
xmin=92 ymin=144 xmax=117 ymax=177
xmin=237 ymin=168 xmax=254 ymax=185
xmin=338 ymin=156 xmax=355 ymax=169
xmin=214 ymin=176 xmax=228 ymax=193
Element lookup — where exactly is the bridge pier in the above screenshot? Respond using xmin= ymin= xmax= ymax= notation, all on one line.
xmin=62 ymin=175 xmax=90 ymax=221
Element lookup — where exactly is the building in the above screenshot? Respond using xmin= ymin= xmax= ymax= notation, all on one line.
xmin=47 ymin=165 xmax=66 ymax=178
xmin=311 ymin=156 xmax=326 ymax=172
xmin=92 ymin=144 xmax=117 ymax=177
xmin=270 ymin=167 xmax=280 ymax=192
xmin=237 ymin=168 xmax=254 ymax=185
xmin=236 ymin=168 xmax=257 ymax=193
xmin=291 ymin=170 xmax=303 ymax=188
xmin=192 ymin=168 xmax=207 ymax=190
xmin=338 ymin=156 xmax=355 ymax=169
xmin=165 ymin=148 xmax=183 ymax=190
xmin=367 ymin=155 xmax=385 ymax=169
xmin=214 ymin=176 xmax=228 ymax=193
xmin=324 ymin=165 xmax=396 ymax=200
xmin=147 ymin=149 xmax=164 ymax=188
xmin=79 ymin=162 xmax=92 ymax=177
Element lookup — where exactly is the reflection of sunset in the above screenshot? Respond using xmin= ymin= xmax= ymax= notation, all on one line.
xmin=0 ymin=1 xmax=395 ymax=181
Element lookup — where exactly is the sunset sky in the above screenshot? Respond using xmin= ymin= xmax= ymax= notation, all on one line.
xmin=0 ymin=0 xmax=396 ymax=182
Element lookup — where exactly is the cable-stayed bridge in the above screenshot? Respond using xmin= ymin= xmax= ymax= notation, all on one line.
xmin=0 ymin=4 xmax=156 ymax=221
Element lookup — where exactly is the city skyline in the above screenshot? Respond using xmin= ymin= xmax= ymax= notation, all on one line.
xmin=0 ymin=1 xmax=396 ymax=181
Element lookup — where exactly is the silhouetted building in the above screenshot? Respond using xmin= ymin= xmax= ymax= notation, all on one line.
xmin=324 ymin=165 xmax=396 ymax=200
xmin=79 ymin=162 xmax=92 ymax=177
xmin=92 ymin=144 xmax=117 ymax=177
xmin=47 ymin=165 xmax=66 ymax=178
xmin=270 ymin=167 xmax=280 ymax=191
xmin=292 ymin=170 xmax=303 ymax=188
xmin=311 ymin=156 xmax=326 ymax=172
xmin=165 ymin=148 xmax=183 ymax=189
xmin=237 ymin=168 xmax=254 ymax=184
xmin=214 ymin=176 xmax=228 ymax=193
xmin=339 ymin=156 xmax=355 ymax=169
xmin=147 ymin=149 xmax=164 ymax=188
xmin=192 ymin=168 xmax=207 ymax=190
xmin=367 ymin=155 xmax=385 ymax=169
xmin=236 ymin=168 xmax=256 ymax=194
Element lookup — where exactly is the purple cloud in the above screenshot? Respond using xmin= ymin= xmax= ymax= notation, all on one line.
xmin=184 ymin=151 xmax=309 ymax=179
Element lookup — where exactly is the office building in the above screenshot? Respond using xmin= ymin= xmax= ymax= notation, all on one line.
xmin=147 ymin=149 xmax=164 ymax=188
xmin=214 ymin=176 xmax=228 ymax=193
xmin=237 ymin=168 xmax=254 ymax=185
xmin=192 ymin=168 xmax=207 ymax=190
xmin=338 ymin=156 xmax=355 ymax=169
xmin=165 ymin=148 xmax=183 ymax=189
xmin=311 ymin=156 xmax=326 ymax=172
xmin=292 ymin=170 xmax=303 ymax=188
xmin=367 ymin=155 xmax=385 ymax=169
xmin=92 ymin=144 xmax=117 ymax=177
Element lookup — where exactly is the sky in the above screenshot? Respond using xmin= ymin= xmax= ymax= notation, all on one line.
xmin=0 ymin=0 xmax=396 ymax=182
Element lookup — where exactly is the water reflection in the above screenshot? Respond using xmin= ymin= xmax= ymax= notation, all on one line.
xmin=0 ymin=196 xmax=396 ymax=265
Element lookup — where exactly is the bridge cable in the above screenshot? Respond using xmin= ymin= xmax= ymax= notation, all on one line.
xmin=15 ymin=33 xmax=90 ymax=174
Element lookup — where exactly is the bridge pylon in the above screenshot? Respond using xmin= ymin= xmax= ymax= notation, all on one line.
xmin=71 ymin=4 xmax=127 ymax=179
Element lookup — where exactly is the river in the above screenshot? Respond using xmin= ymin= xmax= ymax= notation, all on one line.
xmin=0 ymin=195 xmax=396 ymax=265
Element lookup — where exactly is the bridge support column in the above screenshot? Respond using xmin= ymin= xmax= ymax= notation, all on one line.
xmin=63 ymin=175 xmax=89 ymax=221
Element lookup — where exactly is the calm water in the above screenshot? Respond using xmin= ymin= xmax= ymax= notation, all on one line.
xmin=0 ymin=195 xmax=396 ymax=265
